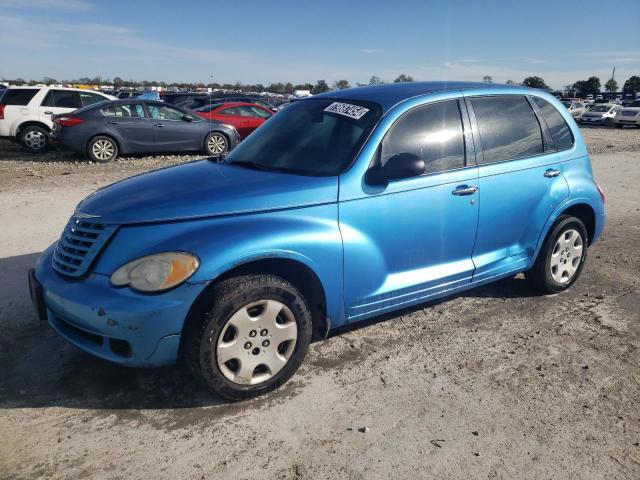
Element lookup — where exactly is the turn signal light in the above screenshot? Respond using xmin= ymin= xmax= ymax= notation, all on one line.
xmin=0 ymin=104 xmax=5 ymax=120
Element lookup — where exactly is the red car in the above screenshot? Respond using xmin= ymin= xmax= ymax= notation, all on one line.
xmin=194 ymin=102 xmax=273 ymax=139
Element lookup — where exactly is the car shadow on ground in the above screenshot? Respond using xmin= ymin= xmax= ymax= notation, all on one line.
xmin=0 ymin=252 xmax=540 ymax=411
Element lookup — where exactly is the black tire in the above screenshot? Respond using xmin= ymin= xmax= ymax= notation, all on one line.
xmin=184 ymin=274 xmax=312 ymax=401
xmin=614 ymin=123 xmax=623 ymax=129
xmin=203 ymin=132 xmax=228 ymax=156
xmin=604 ymin=118 xmax=614 ymax=126
xmin=87 ymin=135 xmax=118 ymax=163
xmin=19 ymin=125 xmax=50 ymax=153
xmin=525 ymin=215 xmax=588 ymax=294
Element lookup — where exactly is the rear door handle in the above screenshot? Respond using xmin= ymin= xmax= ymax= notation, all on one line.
xmin=544 ymin=168 xmax=561 ymax=178
xmin=44 ymin=111 xmax=53 ymax=115
xmin=452 ymin=185 xmax=478 ymax=196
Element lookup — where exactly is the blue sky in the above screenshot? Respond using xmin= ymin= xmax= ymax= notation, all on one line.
xmin=1 ymin=0 xmax=638 ymax=89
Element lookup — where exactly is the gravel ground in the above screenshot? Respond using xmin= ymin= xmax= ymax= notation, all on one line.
xmin=0 ymin=126 xmax=639 ymax=479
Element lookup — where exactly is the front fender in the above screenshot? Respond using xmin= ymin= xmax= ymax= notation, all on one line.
xmin=92 ymin=203 xmax=345 ymax=326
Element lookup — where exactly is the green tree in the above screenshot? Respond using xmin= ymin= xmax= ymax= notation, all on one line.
xmin=369 ymin=75 xmax=384 ymax=85
xmin=572 ymin=76 xmax=601 ymax=97
xmin=393 ymin=74 xmax=413 ymax=83
xmin=333 ymin=79 xmax=351 ymax=89
xmin=522 ymin=76 xmax=548 ymax=89
xmin=604 ymin=78 xmax=618 ymax=93
xmin=312 ymin=79 xmax=330 ymax=94
xmin=623 ymin=76 xmax=640 ymax=95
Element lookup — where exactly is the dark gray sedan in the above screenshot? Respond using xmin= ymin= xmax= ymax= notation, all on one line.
xmin=52 ymin=99 xmax=241 ymax=162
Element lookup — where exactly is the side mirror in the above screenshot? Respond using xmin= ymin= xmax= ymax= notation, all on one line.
xmin=182 ymin=114 xmax=193 ymax=122
xmin=367 ymin=152 xmax=425 ymax=185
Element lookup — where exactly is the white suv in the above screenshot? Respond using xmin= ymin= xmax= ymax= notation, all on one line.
xmin=0 ymin=87 xmax=115 ymax=152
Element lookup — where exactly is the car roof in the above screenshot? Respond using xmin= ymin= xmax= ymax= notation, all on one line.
xmin=312 ymin=81 xmax=523 ymax=112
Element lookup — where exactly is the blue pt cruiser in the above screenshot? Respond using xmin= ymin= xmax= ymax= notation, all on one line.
xmin=30 ymin=82 xmax=606 ymax=400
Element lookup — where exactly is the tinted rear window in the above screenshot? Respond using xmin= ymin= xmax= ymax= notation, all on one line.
xmin=532 ymin=97 xmax=574 ymax=151
xmin=2 ymin=89 xmax=39 ymax=105
xmin=471 ymin=95 xmax=544 ymax=163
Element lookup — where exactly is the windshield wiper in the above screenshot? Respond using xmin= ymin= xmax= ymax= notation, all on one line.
xmin=228 ymin=160 xmax=278 ymax=172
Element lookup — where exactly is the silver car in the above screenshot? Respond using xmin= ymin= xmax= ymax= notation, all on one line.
xmin=579 ymin=104 xmax=621 ymax=126
xmin=561 ymin=100 xmax=586 ymax=118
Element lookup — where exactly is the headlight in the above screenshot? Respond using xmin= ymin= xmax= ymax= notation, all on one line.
xmin=110 ymin=252 xmax=199 ymax=292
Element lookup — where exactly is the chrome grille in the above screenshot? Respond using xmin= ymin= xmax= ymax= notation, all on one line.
xmin=52 ymin=217 xmax=117 ymax=277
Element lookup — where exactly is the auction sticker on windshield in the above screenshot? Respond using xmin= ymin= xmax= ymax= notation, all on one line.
xmin=324 ymin=102 xmax=370 ymax=120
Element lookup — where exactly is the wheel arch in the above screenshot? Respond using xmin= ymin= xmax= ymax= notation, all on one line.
xmin=17 ymin=121 xmax=51 ymax=136
xmin=560 ymin=203 xmax=596 ymax=244
xmin=204 ymin=130 xmax=229 ymax=151
xmin=533 ymin=199 xmax=598 ymax=265
xmin=179 ymin=256 xmax=331 ymax=358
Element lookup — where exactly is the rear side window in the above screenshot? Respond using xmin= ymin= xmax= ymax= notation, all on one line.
xmin=532 ymin=97 xmax=574 ymax=151
xmin=41 ymin=90 xmax=82 ymax=109
xmin=381 ymin=99 xmax=465 ymax=175
xmin=101 ymin=104 xmax=145 ymax=118
xmin=80 ymin=92 xmax=106 ymax=107
xmin=471 ymin=95 xmax=543 ymax=163
xmin=2 ymin=89 xmax=39 ymax=105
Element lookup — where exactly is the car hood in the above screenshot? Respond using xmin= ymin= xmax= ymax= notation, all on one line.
xmin=75 ymin=160 xmax=338 ymax=224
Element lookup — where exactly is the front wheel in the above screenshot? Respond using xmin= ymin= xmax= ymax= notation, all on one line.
xmin=87 ymin=136 xmax=118 ymax=163
xmin=204 ymin=132 xmax=228 ymax=156
xmin=184 ymin=275 xmax=312 ymax=401
xmin=525 ymin=215 xmax=588 ymax=293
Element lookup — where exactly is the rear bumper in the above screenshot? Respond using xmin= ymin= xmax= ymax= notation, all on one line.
xmin=34 ymin=243 xmax=208 ymax=366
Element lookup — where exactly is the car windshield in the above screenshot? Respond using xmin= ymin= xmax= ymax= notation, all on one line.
xmin=590 ymin=105 xmax=612 ymax=112
xmin=225 ymin=98 xmax=382 ymax=176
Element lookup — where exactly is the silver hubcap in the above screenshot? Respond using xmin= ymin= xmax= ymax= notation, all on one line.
xmin=207 ymin=135 xmax=226 ymax=154
xmin=550 ymin=229 xmax=583 ymax=284
xmin=92 ymin=139 xmax=115 ymax=160
xmin=24 ymin=130 xmax=46 ymax=149
xmin=216 ymin=300 xmax=297 ymax=385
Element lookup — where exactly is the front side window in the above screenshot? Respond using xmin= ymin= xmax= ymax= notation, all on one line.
xmin=225 ymin=98 xmax=381 ymax=176
xmin=41 ymin=90 xmax=81 ymax=108
xmin=532 ymin=97 xmax=574 ymax=151
xmin=237 ymin=105 xmax=271 ymax=118
xmin=471 ymin=95 xmax=544 ymax=163
xmin=381 ymin=100 xmax=465 ymax=175
xmin=147 ymin=104 xmax=184 ymax=120
xmin=101 ymin=104 xmax=145 ymax=118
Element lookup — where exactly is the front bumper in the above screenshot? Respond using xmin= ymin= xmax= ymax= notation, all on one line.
xmin=33 ymin=243 xmax=208 ymax=366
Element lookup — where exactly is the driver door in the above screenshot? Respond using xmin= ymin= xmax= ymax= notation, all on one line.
xmin=340 ymin=99 xmax=479 ymax=322
xmin=147 ymin=103 xmax=200 ymax=151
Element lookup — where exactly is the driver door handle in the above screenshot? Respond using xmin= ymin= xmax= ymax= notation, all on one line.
xmin=452 ymin=185 xmax=478 ymax=196
xmin=544 ymin=168 xmax=561 ymax=178
xmin=155 ymin=123 xmax=165 ymax=128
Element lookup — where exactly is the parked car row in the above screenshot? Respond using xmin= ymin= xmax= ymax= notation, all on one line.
xmin=561 ymin=98 xmax=640 ymax=127
xmin=0 ymin=85 xmax=282 ymax=160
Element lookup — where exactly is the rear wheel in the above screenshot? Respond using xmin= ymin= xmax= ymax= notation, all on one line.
xmin=204 ymin=132 xmax=228 ymax=156
xmin=87 ymin=136 xmax=118 ymax=163
xmin=525 ymin=215 xmax=588 ymax=293
xmin=604 ymin=117 xmax=614 ymax=126
xmin=184 ymin=274 xmax=312 ymax=401
xmin=20 ymin=125 xmax=50 ymax=152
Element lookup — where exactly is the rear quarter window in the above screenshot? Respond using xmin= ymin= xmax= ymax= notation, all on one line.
xmin=532 ymin=97 xmax=574 ymax=151
xmin=2 ymin=89 xmax=39 ymax=105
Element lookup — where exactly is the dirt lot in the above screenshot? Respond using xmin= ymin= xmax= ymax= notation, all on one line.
xmin=0 ymin=127 xmax=639 ymax=480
